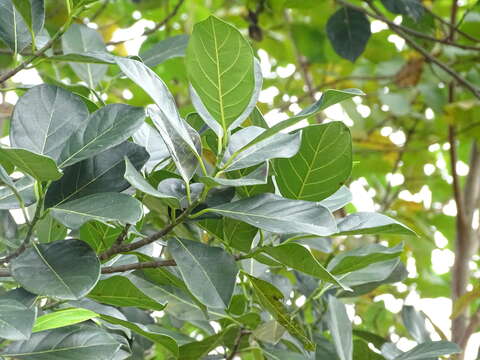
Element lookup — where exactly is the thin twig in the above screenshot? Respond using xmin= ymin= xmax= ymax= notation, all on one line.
xmin=106 ymin=0 xmax=185 ymax=45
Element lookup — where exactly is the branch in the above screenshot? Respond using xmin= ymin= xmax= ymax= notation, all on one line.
xmin=459 ymin=307 xmax=480 ymax=349
xmin=106 ymin=0 xmax=185 ymax=46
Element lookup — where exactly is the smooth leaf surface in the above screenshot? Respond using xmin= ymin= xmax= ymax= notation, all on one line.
xmin=393 ymin=341 xmax=460 ymax=360
xmin=2 ymin=325 xmax=122 ymax=359
xmin=32 ymin=308 xmax=98 ymax=333
xmin=0 ymin=299 xmax=36 ymax=340
xmin=275 ymin=122 xmax=352 ymax=201
xmin=169 ymin=238 xmax=238 ymax=308
xmin=327 ymin=295 xmax=352 ymax=360
xmin=336 ymin=212 xmax=416 ymax=236
xmin=401 ymin=305 xmax=430 ymax=343
xmin=319 ymin=186 xmax=352 ymax=212
xmin=0 ymin=176 xmax=35 ymax=210
xmin=0 ymin=147 xmax=62 ymax=181
xmin=186 ymin=15 xmax=255 ymax=134
xmin=205 ymin=193 xmax=338 ymax=236
xmin=10 ymin=239 xmax=100 ymax=300
xmin=11 ymin=0 xmax=44 ymax=34
xmin=381 ymin=0 xmax=424 ymax=21
xmin=10 ymin=84 xmax=89 ymax=162
xmin=326 ymin=7 xmax=371 ymax=61
xmin=201 ymin=162 xmax=268 ymax=187
xmin=132 ymin=123 xmax=169 ymax=172
xmin=50 ymin=192 xmax=143 ymax=229
xmin=0 ymin=0 xmax=31 ymax=52
xmin=141 ymin=34 xmax=189 ymax=68
xmin=59 ymin=104 xmax=145 ymax=167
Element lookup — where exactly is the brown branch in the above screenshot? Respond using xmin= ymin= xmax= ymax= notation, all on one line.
xmin=101 ymin=259 xmax=176 ymax=274
xmin=226 ymin=329 xmax=249 ymax=360
xmin=460 ymin=308 xmax=480 ymax=349
xmin=106 ymin=0 xmax=185 ymax=46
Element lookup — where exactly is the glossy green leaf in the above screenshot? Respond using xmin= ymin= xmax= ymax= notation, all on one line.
xmin=263 ymin=243 xmax=348 ymax=289
xmin=36 ymin=213 xmax=67 ymax=243
xmin=200 ymin=217 xmax=257 ymax=253
xmin=275 ymin=122 xmax=352 ymax=201
xmin=327 ymin=243 xmax=403 ymax=275
xmin=393 ymin=341 xmax=460 ymax=360
xmin=88 ymin=275 xmax=166 ymax=311
xmin=327 ymin=295 xmax=352 ymax=360
xmin=11 ymin=0 xmax=44 ymax=34
xmin=168 ymin=238 xmax=238 ymax=308
xmin=401 ymin=305 xmax=430 ymax=343
xmin=0 ymin=147 xmax=62 ymax=181
xmin=319 ymin=186 xmax=352 ymax=212
xmin=32 ymin=308 xmax=98 ymax=333
xmin=62 ymin=24 xmax=107 ymax=87
xmin=0 ymin=176 xmax=35 ymax=209
xmin=204 ymin=193 xmax=338 ymax=236
xmin=381 ymin=0 xmax=424 ymax=21
xmin=10 ymin=239 xmax=100 ymax=300
xmin=336 ymin=213 xmax=416 ymax=236
xmin=50 ymin=192 xmax=143 ymax=229
xmin=59 ymin=104 xmax=146 ymax=167
xmin=223 ymin=126 xmax=301 ymax=171
xmin=132 ymin=123 xmax=169 ymax=172
xmin=0 ymin=0 xmax=31 ymax=52
xmin=326 ymin=7 xmax=371 ymax=62
xmin=0 ymin=299 xmax=36 ymax=340
xmin=179 ymin=330 xmax=229 ymax=360
xmin=45 ymin=141 xmax=148 ymax=208
xmin=141 ymin=34 xmax=189 ymax=67
xmin=79 ymin=221 xmax=122 ymax=253
xmin=246 ymin=274 xmax=314 ymax=351
xmin=2 ymin=325 xmax=122 ymax=359
xmin=10 ymin=84 xmax=89 ymax=162
xmin=186 ymin=15 xmax=255 ymax=135
xmin=201 ymin=161 xmax=268 ymax=187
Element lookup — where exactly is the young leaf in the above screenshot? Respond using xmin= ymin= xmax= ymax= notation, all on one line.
xmin=36 ymin=213 xmax=67 ymax=243
xmin=32 ymin=308 xmax=98 ymax=333
xmin=327 ymin=243 xmax=403 ymax=275
xmin=62 ymin=24 xmax=108 ymax=87
xmin=204 ymin=193 xmax=338 ymax=236
xmin=186 ymin=15 xmax=255 ymax=136
xmin=168 ymin=238 xmax=238 ymax=308
xmin=327 ymin=295 xmax=353 ymax=360
xmin=263 ymin=243 xmax=348 ymax=289
xmin=10 ymin=84 xmax=89 ymax=162
xmin=0 ymin=147 xmax=62 ymax=181
xmin=274 ymin=122 xmax=352 ymax=202
xmin=0 ymin=299 xmax=36 ymax=340
xmin=2 ymin=325 xmax=122 ymax=359
xmin=326 ymin=7 xmax=371 ymax=62
xmin=336 ymin=212 xmax=416 ymax=236
xmin=246 ymin=274 xmax=315 ymax=351
xmin=50 ymin=192 xmax=143 ymax=229
xmin=10 ymin=239 xmax=100 ymax=300
xmin=59 ymin=104 xmax=146 ymax=168
xmin=132 ymin=123 xmax=170 ymax=172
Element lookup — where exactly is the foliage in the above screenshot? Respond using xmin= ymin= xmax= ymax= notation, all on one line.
xmin=0 ymin=0 xmax=479 ymax=359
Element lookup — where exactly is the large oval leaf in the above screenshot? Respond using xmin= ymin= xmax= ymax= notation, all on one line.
xmin=275 ymin=122 xmax=352 ymax=202
xmin=0 ymin=299 xmax=36 ymax=340
xmin=0 ymin=0 xmax=31 ymax=52
xmin=168 ymin=238 xmax=238 ymax=308
xmin=0 ymin=148 xmax=62 ymax=181
xmin=10 ymin=239 xmax=100 ymax=300
xmin=2 ymin=325 xmax=122 ymax=359
xmin=186 ymin=15 xmax=255 ymax=135
xmin=10 ymin=84 xmax=89 ymax=162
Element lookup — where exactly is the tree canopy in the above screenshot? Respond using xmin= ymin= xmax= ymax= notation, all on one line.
xmin=0 ymin=0 xmax=479 ymax=359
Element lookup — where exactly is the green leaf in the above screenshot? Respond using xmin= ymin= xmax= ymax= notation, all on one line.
xmin=88 ymin=275 xmax=166 ymax=311
xmin=200 ymin=217 xmax=257 ymax=253
xmin=58 ymin=104 xmax=146 ymax=168
xmin=223 ymin=126 xmax=301 ymax=171
xmin=100 ymin=314 xmax=178 ymax=357
xmin=204 ymin=193 xmax=337 ymax=236
xmin=246 ymin=274 xmax=314 ymax=351
xmin=141 ymin=34 xmax=189 ymax=68
xmin=36 ymin=213 xmax=67 ymax=243
xmin=10 ymin=84 xmax=89 ymax=162
xmin=32 ymin=308 xmax=98 ymax=333
xmin=253 ymin=320 xmax=285 ymax=344
xmin=50 ymin=192 xmax=143 ymax=229
xmin=186 ymin=15 xmax=255 ymax=135
xmin=0 ymin=0 xmax=31 ymax=52
xmin=0 ymin=147 xmax=62 ymax=181
xmin=392 ymin=341 xmax=460 ymax=360
xmin=336 ymin=213 xmax=416 ymax=236
xmin=2 ymin=325 xmax=122 ymax=359
xmin=0 ymin=299 xmax=36 ymax=340
xmin=10 ymin=239 xmax=100 ymax=300
xmin=263 ymin=243 xmax=348 ymax=289
xmin=275 ymin=122 xmax=352 ymax=201
xmin=132 ymin=123 xmax=169 ymax=172
xmin=353 ymin=339 xmax=384 ymax=360
xmin=11 ymin=0 xmax=44 ymax=34
xmin=179 ymin=330 xmax=228 ymax=360
xmin=380 ymin=0 xmax=424 ymax=21
xmin=326 ymin=7 xmax=371 ymax=62
xmin=168 ymin=238 xmax=238 ymax=308
xmin=327 ymin=243 xmax=403 ymax=275
xmin=236 ymin=89 xmax=363 ymax=155
xmin=79 ymin=221 xmax=122 ymax=253
xmin=200 ymin=161 xmax=269 ymax=187
xmin=319 ymin=186 xmax=352 ymax=212
xmin=45 ymin=141 xmax=148 ymax=208
xmin=0 ymin=176 xmax=35 ymax=210
xmin=401 ymin=305 xmax=430 ymax=343
xmin=327 ymin=295 xmax=352 ymax=360
xmin=62 ymin=24 xmax=107 ymax=87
